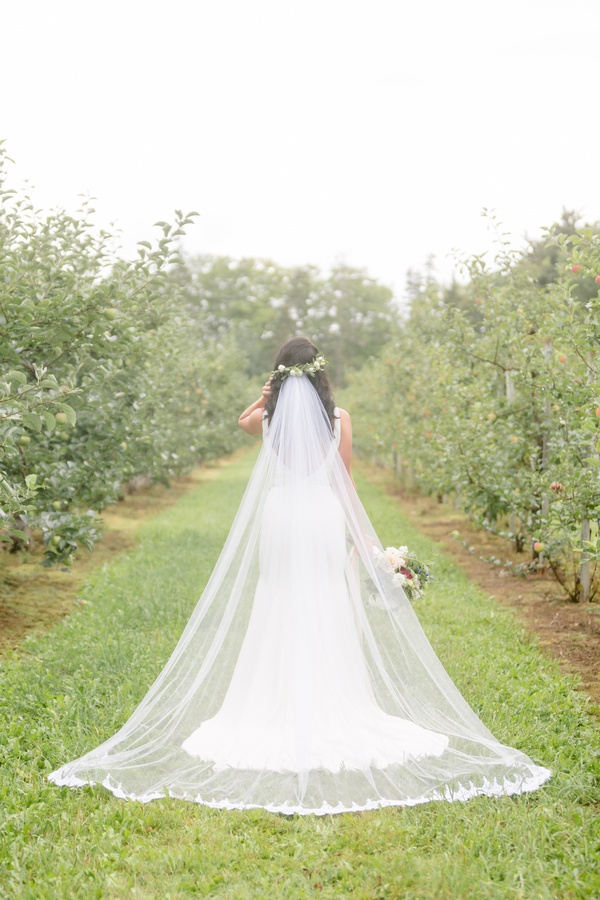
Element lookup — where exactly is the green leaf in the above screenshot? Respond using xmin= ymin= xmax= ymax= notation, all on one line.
xmin=25 ymin=473 xmax=38 ymax=488
xmin=21 ymin=411 xmax=43 ymax=433
xmin=40 ymin=409 xmax=56 ymax=432
xmin=6 ymin=370 xmax=27 ymax=385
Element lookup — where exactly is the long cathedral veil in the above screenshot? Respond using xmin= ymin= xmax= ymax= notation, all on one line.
xmin=49 ymin=375 xmax=550 ymax=814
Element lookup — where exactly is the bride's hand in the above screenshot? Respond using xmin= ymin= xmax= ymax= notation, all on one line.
xmin=261 ymin=379 xmax=272 ymax=402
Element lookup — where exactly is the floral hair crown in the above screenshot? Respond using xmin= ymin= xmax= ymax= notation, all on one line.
xmin=270 ymin=355 xmax=328 ymax=381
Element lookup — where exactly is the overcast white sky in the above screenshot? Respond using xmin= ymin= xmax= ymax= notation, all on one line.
xmin=2 ymin=0 xmax=599 ymax=298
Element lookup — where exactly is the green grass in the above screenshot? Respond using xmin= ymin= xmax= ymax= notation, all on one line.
xmin=1 ymin=450 xmax=599 ymax=899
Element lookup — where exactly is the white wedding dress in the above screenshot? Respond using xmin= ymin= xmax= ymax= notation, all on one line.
xmin=181 ymin=411 xmax=449 ymax=771
xmin=49 ymin=377 xmax=550 ymax=814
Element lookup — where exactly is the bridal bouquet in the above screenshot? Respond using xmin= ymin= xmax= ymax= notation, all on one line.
xmin=373 ymin=545 xmax=433 ymax=602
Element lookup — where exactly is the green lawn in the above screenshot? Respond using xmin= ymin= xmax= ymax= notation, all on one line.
xmin=1 ymin=449 xmax=599 ymax=899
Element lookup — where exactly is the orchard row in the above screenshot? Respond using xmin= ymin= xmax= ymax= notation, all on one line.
xmin=344 ymin=216 xmax=600 ymax=601
xmin=0 ymin=144 xmax=248 ymax=566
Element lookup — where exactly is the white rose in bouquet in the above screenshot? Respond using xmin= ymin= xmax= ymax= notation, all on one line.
xmin=385 ymin=547 xmax=402 ymax=568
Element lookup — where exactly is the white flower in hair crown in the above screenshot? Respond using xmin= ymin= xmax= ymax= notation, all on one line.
xmin=270 ymin=355 xmax=328 ymax=380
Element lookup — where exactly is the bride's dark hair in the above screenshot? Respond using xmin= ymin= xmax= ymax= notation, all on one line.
xmin=265 ymin=337 xmax=336 ymax=428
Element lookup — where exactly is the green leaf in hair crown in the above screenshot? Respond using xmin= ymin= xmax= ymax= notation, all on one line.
xmin=270 ymin=355 xmax=328 ymax=381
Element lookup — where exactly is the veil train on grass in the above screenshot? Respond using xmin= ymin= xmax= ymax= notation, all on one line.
xmin=49 ymin=375 xmax=550 ymax=814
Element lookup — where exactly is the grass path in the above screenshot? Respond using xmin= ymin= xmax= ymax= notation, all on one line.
xmin=1 ymin=449 xmax=599 ymax=898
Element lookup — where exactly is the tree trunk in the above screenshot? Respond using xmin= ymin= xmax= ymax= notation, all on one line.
xmin=508 ymin=513 xmax=524 ymax=552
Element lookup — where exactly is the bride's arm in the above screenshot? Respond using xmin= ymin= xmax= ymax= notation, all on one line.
xmin=337 ymin=408 xmax=356 ymax=488
xmin=238 ymin=381 xmax=271 ymax=435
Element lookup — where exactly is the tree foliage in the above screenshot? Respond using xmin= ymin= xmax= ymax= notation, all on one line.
xmin=344 ymin=215 xmax=600 ymax=601
xmin=0 ymin=143 xmax=248 ymax=566
xmin=172 ymin=256 xmax=398 ymax=385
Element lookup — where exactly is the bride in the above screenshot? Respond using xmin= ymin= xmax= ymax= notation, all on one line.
xmin=49 ymin=337 xmax=550 ymax=814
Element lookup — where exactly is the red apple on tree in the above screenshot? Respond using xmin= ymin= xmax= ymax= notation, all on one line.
xmin=571 ymin=264 xmax=582 ymax=274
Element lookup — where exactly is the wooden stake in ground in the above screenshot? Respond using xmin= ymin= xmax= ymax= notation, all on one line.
xmin=579 ymin=519 xmax=591 ymax=604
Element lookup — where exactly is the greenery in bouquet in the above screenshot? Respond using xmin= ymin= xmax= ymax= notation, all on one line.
xmin=375 ymin=545 xmax=433 ymax=602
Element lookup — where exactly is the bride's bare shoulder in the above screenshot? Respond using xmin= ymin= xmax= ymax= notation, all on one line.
xmin=336 ymin=409 xmax=352 ymax=445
